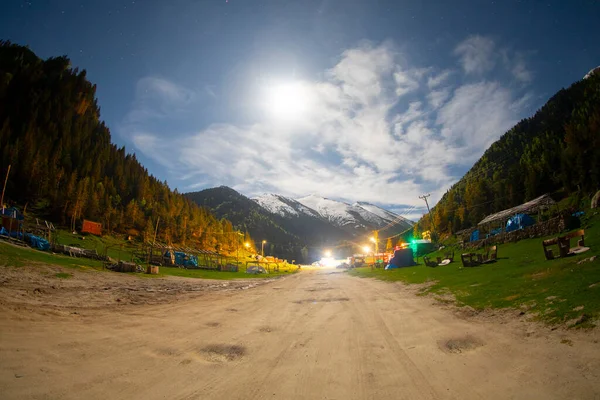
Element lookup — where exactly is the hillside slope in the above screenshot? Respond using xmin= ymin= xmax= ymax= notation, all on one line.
xmin=416 ymin=71 xmax=600 ymax=235
xmin=0 ymin=41 xmax=236 ymax=251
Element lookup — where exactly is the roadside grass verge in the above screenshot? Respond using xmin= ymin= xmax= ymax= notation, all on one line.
xmin=349 ymin=210 xmax=600 ymax=328
xmin=0 ymin=241 xmax=296 ymax=280
xmin=155 ymin=266 xmax=295 ymax=280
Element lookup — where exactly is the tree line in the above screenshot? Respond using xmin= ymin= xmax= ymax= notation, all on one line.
xmin=0 ymin=41 xmax=251 ymax=253
xmin=414 ymin=70 xmax=600 ymax=237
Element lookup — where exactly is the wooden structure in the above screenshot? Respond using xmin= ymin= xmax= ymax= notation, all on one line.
xmin=543 ymin=229 xmax=588 ymax=260
xmin=141 ymin=241 xmax=224 ymax=269
xmin=146 ymin=266 xmax=160 ymax=275
xmin=481 ymin=246 xmax=498 ymax=263
xmin=478 ymin=194 xmax=556 ymax=227
xmin=82 ymin=220 xmax=102 ymax=235
xmin=461 ymin=253 xmax=482 ymax=267
xmin=423 ymin=256 xmax=438 ymax=267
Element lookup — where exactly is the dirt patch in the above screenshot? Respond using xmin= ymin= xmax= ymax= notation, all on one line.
xmin=530 ymin=271 xmax=551 ymax=280
xmin=0 ymin=263 xmax=278 ymax=312
xmin=225 ymin=308 xmax=238 ymax=312
xmin=440 ymin=335 xmax=484 ymax=354
xmin=206 ymin=322 xmax=221 ymax=327
xmin=305 ymin=287 xmax=334 ymax=292
xmin=504 ymin=294 xmax=520 ymax=301
xmin=199 ymin=344 xmax=246 ymax=362
xmin=259 ymin=326 xmax=275 ymax=333
xmin=293 ymin=297 xmax=349 ymax=304
xmin=152 ymin=347 xmax=183 ymax=358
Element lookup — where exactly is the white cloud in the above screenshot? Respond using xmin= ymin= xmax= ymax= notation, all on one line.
xmin=427 ymin=88 xmax=451 ymax=109
xmin=454 ymin=35 xmax=496 ymax=75
xmin=427 ymin=70 xmax=452 ymax=89
xmin=122 ymin=77 xmax=196 ymax=128
xmin=125 ymin=38 xmax=533 ymax=210
xmin=436 ymin=82 xmax=517 ymax=158
xmin=505 ymin=52 xmax=533 ymax=84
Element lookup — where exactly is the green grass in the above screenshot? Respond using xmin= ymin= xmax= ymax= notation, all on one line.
xmin=54 ymin=230 xmax=140 ymax=262
xmin=54 ymin=272 xmax=72 ymax=279
xmin=0 ymin=241 xmax=104 ymax=270
xmin=0 ymin=240 xmax=297 ymax=280
xmin=349 ymin=209 xmax=600 ymax=328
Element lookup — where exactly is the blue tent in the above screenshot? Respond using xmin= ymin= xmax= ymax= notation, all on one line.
xmin=505 ymin=213 xmax=535 ymax=233
xmin=470 ymin=230 xmax=480 ymax=242
xmin=165 ymin=251 xmax=199 ymax=267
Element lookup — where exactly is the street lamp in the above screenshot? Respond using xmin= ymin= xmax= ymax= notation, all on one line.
xmin=362 ymin=245 xmax=371 ymax=254
xmin=370 ymin=236 xmax=379 ymax=255
xmin=324 ymin=250 xmax=332 ymax=257
xmin=261 ymin=240 xmax=267 ymax=257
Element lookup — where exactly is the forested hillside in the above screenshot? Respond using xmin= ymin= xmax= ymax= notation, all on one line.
xmin=0 ymin=41 xmax=241 ymax=252
xmin=415 ymin=70 xmax=600 ymax=236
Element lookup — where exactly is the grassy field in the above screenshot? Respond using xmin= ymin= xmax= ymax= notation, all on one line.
xmin=349 ymin=209 xmax=600 ymax=328
xmin=54 ymin=230 xmax=140 ymax=262
xmin=0 ymin=240 xmax=297 ymax=280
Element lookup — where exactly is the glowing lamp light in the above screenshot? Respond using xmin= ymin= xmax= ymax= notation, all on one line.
xmin=324 ymin=250 xmax=332 ymax=257
xmin=363 ymin=246 xmax=371 ymax=253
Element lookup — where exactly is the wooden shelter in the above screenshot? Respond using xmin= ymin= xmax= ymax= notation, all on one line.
xmin=478 ymin=194 xmax=556 ymax=226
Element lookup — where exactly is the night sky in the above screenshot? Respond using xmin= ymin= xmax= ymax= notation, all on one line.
xmin=2 ymin=0 xmax=599 ymax=219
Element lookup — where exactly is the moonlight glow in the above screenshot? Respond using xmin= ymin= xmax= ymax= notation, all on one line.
xmin=265 ymin=82 xmax=310 ymax=120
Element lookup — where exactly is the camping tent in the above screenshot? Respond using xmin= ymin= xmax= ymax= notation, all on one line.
xmin=386 ymin=248 xmax=415 ymax=268
xmin=505 ymin=213 xmax=535 ymax=233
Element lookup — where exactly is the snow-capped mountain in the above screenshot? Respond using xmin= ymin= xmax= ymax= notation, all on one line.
xmin=253 ymin=194 xmax=321 ymax=219
xmin=295 ymin=194 xmax=412 ymax=231
xmin=354 ymin=202 xmax=414 ymax=230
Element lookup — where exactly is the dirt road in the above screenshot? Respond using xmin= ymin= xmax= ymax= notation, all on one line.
xmin=1 ymin=268 xmax=599 ymax=399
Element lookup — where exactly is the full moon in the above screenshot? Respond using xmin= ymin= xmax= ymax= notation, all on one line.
xmin=265 ymin=82 xmax=310 ymax=120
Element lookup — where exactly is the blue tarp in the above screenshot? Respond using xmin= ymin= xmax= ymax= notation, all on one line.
xmin=490 ymin=228 xmax=503 ymax=236
xmin=470 ymin=230 xmax=480 ymax=242
xmin=0 ymin=227 xmax=23 ymax=239
xmin=25 ymin=234 xmax=50 ymax=251
xmin=505 ymin=213 xmax=535 ymax=233
xmin=165 ymin=251 xmax=199 ymax=267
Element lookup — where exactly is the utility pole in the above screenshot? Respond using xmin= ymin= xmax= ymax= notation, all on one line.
xmin=1 ymin=164 xmax=10 ymax=209
xmin=372 ymin=230 xmax=379 ymax=254
xmin=419 ymin=194 xmax=437 ymax=240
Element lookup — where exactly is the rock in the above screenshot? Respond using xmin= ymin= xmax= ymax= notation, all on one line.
xmin=14 ymin=374 xmax=23 ymax=378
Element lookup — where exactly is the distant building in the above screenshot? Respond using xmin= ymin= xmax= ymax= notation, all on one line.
xmin=82 ymin=220 xmax=102 ymax=235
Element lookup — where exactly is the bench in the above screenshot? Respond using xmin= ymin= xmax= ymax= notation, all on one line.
xmin=461 ymin=253 xmax=482 ymax=267
xmin=481 ymin=246 xmax=498 ymax=264
xmin=559 ymin=229 xmax=588 ymax=255
xmin=423 ymin=256 xmax=439 ymax=267
xmin=543 ymin=229 xmax=588 ymax=260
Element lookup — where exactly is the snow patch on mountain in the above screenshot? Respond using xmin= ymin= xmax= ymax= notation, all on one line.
xmin=253 ymin=194 xmax=321 ymax=218
xmin=296 ymin=195 xmax=390 ymax=229
xmin=354 ymin=202 xmax=414 ymax=228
